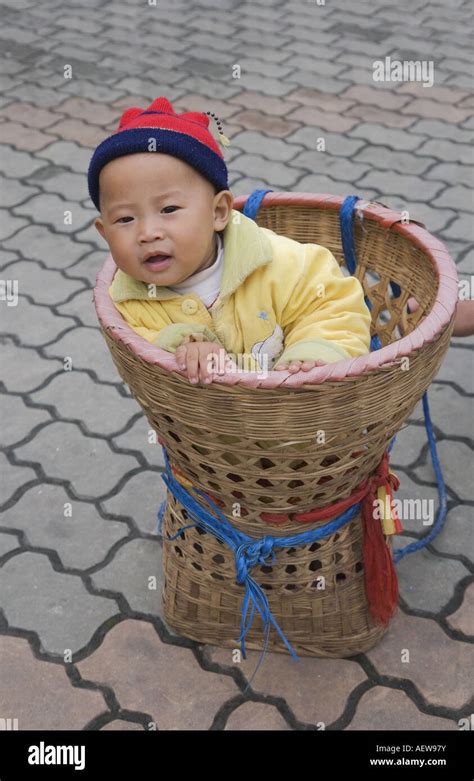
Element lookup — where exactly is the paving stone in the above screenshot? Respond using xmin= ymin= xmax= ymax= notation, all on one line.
xmin=440 ymin=214 xmax=474 ymax=243
xmin=174 ymin=93 xmax=242 ymax=120
xmin=425 ymin=162 xmax=473 ymax=188
xmin=357 ymin=170 xmax=445 ymax=202
xmin=1 ymin=101 xmax=62 ymax=129
xmin=1 ymin=295 xmax=76 ymax=346
xmin=408 ymin=119 xmax=473 ymax=145
xmin=0 ymin=144 xmax=46 ymax=179
xmin=285 ymin=86 xmax=357 ymax=114
xmin=353 ymin=145 xmax=437 ymax=176
xmin=0 ymin=532 xmax=20 ymax=557
xmin=0 ymin=453 xmax=37 ymax=505
xmin=284 ymin=56 xmax=347 ymax=79
xmin=424 ymin=382 xmax=474 ymax=439
xmin=13 ymin=192 xmax=93 ymax=231
xmin=207 ymin=646 xmax=367 ymax=726
xmin=76 ymin=619 xmax=238 ymax=730
xmin=48 ymin=14 xmax=105 ymax=35
xmin=112 ymin=417 xmax=166 ymax=469
xmin=285 ymin=127 xmax=366 ymax=157
xmin=43 ymin=326 xmax=125 ymax=384
xmin=293 ymin=173 xmax=378 ymax=200
xmin=43 ymin=116 xmax=106 ymax=148
xmin=13 ymin=421 xmax=139 ymax=498
xmin=234 ymin=27 xmax=292 ymax=48
xmin=0 ymin=260 xmax=86 ymax=305
xmin=0 ymin=210 xmax=29 ymax=241
xmin=401 ymin=99 xmax=472 ymax=124
xmin=390 ymin=421 xmax=426 ymax=468
xmin=53 ymin=96 xmax=122 ymax=127
xmin=230 ymin=153 xmax=304 ymax=188
xmin=0 ymin=635 xmax=107 ymax=729
xmin=418 ymin=138 xmax=473 ymax=164
xmin=0 ymin=57 xmax=28 ymax=76
xmin=0 ymin=120 xmax=56 ymax=150
xmin=342 ymin=84 xmax=412 ymax=110
xmin=367 ymin=611 xmax=474 ymax=710
xmin=224 ymin=110 xmax=300 ymax=139
xmin=28 ymin=167 xmax=90 ymax=202
xmin=429 ymin=503 xmax=473 ymax=564
xmin=396 ymin=82 xmax=470 ymax=104
xmin=0 ymin=551 xmax=117 ymax=654
xmin=0 ymin=395 xmax=50 ymax=447
xmin=345 ymin=103 xmax=416 ymax=129
xmin=228 ymin=90 xmax=308 ymax=117
xmin=232 ymin=176 xmax=282 ymax=197
xmin=0 ymin=340 xmax=63 ymax=393
xmin=453 ymin=244 xmax=474 ymax=274
xmin=102 ymin=470 xmax=167 ymax=536
xmin=291 ymin=150 xmax=370 ymax=184
xmin=64 ymin=248 xmax=108 ymax=285
xmin=2 ymin=224 xmax=93 ymax=268
xmin=4 ymin=483 xmax=129 ymax=570
xmin=436 ymin=184 xmax=473 ymax=213
xmin=285 ymin=71 xmax=352 ymax=95
xmin=0 ymin=248 xmax=18 ymax=269
xmin=395 ymin=534 xmax=470 ymax=613
xmin=227 ymin=131 xmax=304 ymax=162
xmin=425 ymin=346 xmax=474 ymax=395
xmin=346 ymin=686 xmax=458 ymax=730
xmin=225 ymin=701 xmax=291 ymax=730
xmin=56 ymin=287 xmax=98 ymax=326
xmin=286 ymin=105 xmax=358 ymax=133
xmin=101 ymin=719 xmax=144 ymax=730
xmin=60 ymin=79 xmax=126 ymax=104
xmin=446 ymin=582 xmax=474 ymax=637
xmin=0 ymin=175 xmax=38 ymax=208
xmin=90 ymin=538 xmax=164 ymax=614
xmin=31 ymin=371 xmax=137 ymax=436
xmin=349 ymin=124 xmax=428 ymax=151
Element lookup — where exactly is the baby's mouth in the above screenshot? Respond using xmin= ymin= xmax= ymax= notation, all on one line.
xmin=144 ymin=255 xmax=172 ymax=269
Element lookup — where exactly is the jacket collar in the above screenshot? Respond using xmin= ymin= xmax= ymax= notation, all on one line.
xmin=108 ymin=209 xmax=274 ymax=303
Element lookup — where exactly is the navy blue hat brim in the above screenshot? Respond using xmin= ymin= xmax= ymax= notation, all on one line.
xmin=87 ymin=128 xmax=229 ymax=211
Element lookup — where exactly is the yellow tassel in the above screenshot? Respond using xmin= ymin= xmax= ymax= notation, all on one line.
xmin=217 ymin=132 xmax=231 ymax=147
xmin=377 ymin=484 xmax=397 ymax=535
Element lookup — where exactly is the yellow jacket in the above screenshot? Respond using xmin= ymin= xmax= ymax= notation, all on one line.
xmin=108 ymin=209 xmax=371 ymax=371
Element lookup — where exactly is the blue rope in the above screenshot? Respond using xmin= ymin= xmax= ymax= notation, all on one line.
xmin=339 ymin=195 xmax=448 ymax=560
xmin=392 ymin=393 xmax=448 ymax=562
xmin=242 ymin=189 xmax=273 ymax=220
xmin=340 ymin=195 xmax=382 ymax=352
xmin=157 ymin=447 xmax=366 ymax=693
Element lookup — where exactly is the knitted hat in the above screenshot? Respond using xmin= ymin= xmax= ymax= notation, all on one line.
xmin=87 ymin=96 xmax=230 ymax=211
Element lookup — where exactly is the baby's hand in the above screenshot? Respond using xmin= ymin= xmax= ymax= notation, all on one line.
xmin=175 ymin=336 xmax=230 ymax=384
xmin=274 ymin=359 xmax=327 ymax=372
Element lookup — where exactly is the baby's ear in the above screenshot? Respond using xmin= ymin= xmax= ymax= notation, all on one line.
xmin=94 ymin=217 xmax=106 ymax=240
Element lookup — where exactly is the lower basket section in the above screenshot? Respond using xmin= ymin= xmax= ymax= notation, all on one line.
xmin=161 ymin=491 xmax=390 ymax=658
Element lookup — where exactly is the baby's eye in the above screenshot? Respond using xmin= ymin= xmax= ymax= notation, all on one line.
xmin=115 ymin=216 xmax=133 ymax=224
xmin=162 ymin=205 xmax=179 ymax=213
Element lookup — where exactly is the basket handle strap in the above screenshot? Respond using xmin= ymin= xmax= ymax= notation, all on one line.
xmin=242 ymin=189 xmax=273 ymax=220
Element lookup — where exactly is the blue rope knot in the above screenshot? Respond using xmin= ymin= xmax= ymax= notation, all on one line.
xmin=235 ymin=535 xmax=276 ymax=583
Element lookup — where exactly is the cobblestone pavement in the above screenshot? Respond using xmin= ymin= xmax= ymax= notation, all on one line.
xmin=0 ymin=0 xmax=472 ymax=731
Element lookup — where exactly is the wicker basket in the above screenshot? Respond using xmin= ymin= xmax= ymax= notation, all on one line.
xmin=93 ymin=193 xmax=457 ymax=659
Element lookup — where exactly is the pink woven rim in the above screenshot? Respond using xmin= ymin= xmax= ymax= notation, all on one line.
xmin=93 ymin=192 xmax=459 ymax=388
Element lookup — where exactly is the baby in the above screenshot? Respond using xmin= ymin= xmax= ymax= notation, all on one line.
xmin=88 ymin=97 xmax=372 ymax=384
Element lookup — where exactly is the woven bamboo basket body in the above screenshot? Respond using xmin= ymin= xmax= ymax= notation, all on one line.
xmin=94 ymin=193 xmax=458 ymax=658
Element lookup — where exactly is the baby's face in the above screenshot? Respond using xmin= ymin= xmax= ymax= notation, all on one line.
xmin=94 ymin=153 xmax=233 ymax=286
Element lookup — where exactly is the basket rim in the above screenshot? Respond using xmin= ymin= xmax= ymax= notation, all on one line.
xmin=93 ymin=192 xmax=458 ymax=388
